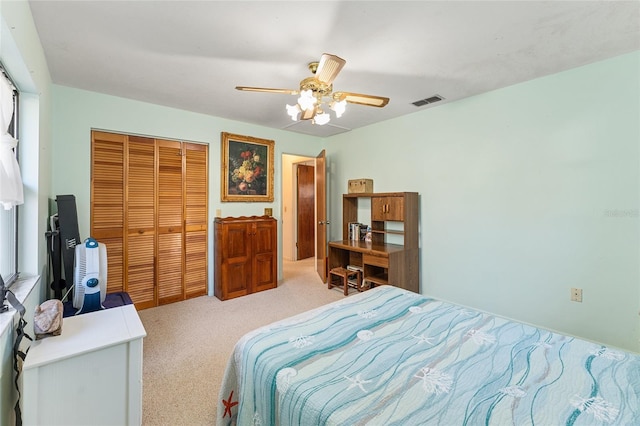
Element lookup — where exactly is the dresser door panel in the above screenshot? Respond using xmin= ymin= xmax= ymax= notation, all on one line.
xmin=253 ymin=254 xmax=276 ymax=293
xmin=253 ymin=220 xmax=277 ymax=292
xmin=223 ymin=260 xmax=251 ymax=298
xmin=225 ymin=224 xmax=251 ymax=259
xmin=222 ymin=223 xmax=251 ymax=298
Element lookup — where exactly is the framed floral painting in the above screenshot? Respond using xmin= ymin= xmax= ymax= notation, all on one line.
xmin=221 ymin=132 xmax=274 ymax=202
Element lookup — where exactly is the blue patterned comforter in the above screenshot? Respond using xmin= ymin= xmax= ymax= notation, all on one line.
xmin=217 ymin=286 xmax=640 ymax=425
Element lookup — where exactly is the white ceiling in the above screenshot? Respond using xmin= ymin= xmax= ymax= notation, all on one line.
xmin=28 ymin=1 xmax=640 ymax=138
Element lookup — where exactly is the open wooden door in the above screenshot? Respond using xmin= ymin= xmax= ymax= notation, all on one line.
xmin=297 ymin=164 xmax=315 ymax=260
xmin=315 ymin=150 xmax=327 ymax=282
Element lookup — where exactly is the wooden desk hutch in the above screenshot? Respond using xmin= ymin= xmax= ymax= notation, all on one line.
xmin=328 ymin=192 xmax=419 ymax=293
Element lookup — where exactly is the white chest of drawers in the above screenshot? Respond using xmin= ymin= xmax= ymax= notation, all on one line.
xmin=21 ymin=304 xmax=146 ymax=425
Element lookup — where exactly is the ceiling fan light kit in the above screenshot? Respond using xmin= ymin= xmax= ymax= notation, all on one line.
xmin=236 ymin=53 xmax=389 ymax=126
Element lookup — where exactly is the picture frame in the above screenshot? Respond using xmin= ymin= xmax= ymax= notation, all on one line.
xmin=221 ymin=132 xmax=274 ymax=202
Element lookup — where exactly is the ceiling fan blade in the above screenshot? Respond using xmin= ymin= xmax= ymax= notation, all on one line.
xmin=236 ymin=86 xmax=298 ymax=95
xmin=333 ymin=92 xmax=390 ymax=108
xmin=314 ymin=54 xmax=346 ymax=85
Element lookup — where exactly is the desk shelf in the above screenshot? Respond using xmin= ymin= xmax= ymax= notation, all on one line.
xmin=329 ymin=191 xmax=419 ymax=293
xmin=364 ymin=274 xmax=389 ymax=286
xmin=371 ymin=229 xmax=404 ymax=235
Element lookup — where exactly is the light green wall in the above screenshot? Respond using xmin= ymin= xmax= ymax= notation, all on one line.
xmin=327 ymin=51 xmax=640 ymax=352
xmin=51 ymin=86 xmax=324 ymax=293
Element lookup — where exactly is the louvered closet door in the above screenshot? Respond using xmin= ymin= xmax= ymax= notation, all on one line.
xmin=157 ymin=140 xmax=184 ymax=305
xmin=92 ymin=131 xmax=209 ymax=309
xmin=91 ymin=131 xmax=125 ymax=293
xmin=127 ymin=136 xmax=157 ymax=309
xmin=184 ymin=142 xmax=208 ymax=298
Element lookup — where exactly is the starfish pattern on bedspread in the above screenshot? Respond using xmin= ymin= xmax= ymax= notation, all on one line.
xmin=345 ymin=374 xmax=372 ymax=393
xmin=222 ymin=390 xmax=238 ymax=418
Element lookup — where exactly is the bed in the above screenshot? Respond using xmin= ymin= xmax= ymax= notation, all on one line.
xmin=217 ymin=286 xmax=640 ymax=425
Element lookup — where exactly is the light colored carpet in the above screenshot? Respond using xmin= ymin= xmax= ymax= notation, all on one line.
xmin=138 ymin=258 xmax=345 ymax=425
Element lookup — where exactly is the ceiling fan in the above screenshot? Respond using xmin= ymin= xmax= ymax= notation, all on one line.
xmin=236 ymin=53 xmax=389 ymax=125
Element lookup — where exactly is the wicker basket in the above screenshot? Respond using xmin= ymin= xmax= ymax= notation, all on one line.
xmin=348 ymin=179 xmax=373 ymax=194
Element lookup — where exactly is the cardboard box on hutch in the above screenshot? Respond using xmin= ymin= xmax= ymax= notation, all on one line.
xmin=348 ymin=179 xmax=373 ymax=194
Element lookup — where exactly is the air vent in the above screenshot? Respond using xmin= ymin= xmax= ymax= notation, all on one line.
xmin=412 ymin=95 xmax=444 ymax=107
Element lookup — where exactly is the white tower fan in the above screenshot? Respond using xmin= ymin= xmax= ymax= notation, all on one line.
xmin=73 ymin=237 xmax=108 ymax=314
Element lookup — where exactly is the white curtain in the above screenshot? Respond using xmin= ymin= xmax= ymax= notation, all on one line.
xmin=0 ymin=73 xmax=23 ymax=210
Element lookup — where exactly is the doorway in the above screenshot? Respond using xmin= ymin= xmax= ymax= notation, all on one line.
xmin=281 ymin=154 xmax=320 ymax=279
xmin=282 ymin=151 xmax=328 ymax=282
xmin=282 ymin=155 xmax=314 ymax=261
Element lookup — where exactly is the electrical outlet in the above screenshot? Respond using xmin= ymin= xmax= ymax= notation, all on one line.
xmin=570 ymin=287 xmax=583 ymax=302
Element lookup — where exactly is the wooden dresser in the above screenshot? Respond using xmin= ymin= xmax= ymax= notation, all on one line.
xmin=214 ymin=216 xmax=277 ymax=300
xmin=328 ymin=192 xmax=419 ymax=293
